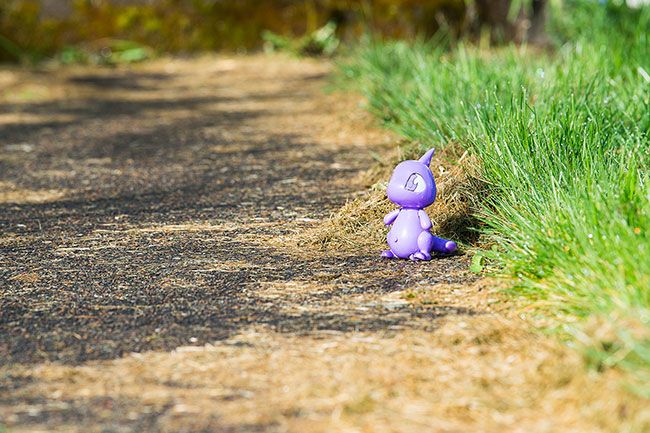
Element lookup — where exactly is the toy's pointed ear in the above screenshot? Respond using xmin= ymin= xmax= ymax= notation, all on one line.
xmin=418 ymin=148 xmax=435 ymax=167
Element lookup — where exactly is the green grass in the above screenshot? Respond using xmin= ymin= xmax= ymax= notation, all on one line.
xmin=341 ymin=0 xmax=650 ymax=390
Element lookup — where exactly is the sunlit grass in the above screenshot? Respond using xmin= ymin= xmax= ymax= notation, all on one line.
xmin=341 ymin=1 xmax=650 ymax=388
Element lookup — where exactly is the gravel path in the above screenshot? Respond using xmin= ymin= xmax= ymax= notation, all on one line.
xmin=1 ymin=56 xmax=473 ymax=365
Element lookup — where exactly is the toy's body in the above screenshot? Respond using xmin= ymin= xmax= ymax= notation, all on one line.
xmin=381 ymin=148 xmax=457 ymax=261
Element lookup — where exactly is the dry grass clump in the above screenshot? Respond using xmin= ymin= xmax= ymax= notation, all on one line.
xmin=293 ymin=144 xmax=481 ymax=253
xmin=295 ymin=186 xmax=393 ymax=252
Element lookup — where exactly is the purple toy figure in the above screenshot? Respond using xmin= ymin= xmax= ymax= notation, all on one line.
xmin=381 ymin=148 xmax=457 ymax=261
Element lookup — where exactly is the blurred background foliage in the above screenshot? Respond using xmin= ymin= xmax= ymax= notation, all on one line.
xmin=0 ymin=0 xmax=550 ymax=63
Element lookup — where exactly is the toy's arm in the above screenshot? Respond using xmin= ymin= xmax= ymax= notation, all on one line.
xmin=383 ymin=209 xmax=400 ymax=226
xmin=417 ymin=210 xmax=432 ymax=230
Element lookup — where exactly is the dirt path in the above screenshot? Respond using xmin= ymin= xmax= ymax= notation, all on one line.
xmin=0 ymin=56 xmax=643 ymax=432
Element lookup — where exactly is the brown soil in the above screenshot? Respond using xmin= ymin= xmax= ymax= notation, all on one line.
xmin=0 ymin=55 xmax=647 ymax=432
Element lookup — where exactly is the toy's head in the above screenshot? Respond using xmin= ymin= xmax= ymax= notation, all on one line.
xmin=386 ymin=148 xmax=437 ymax=208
